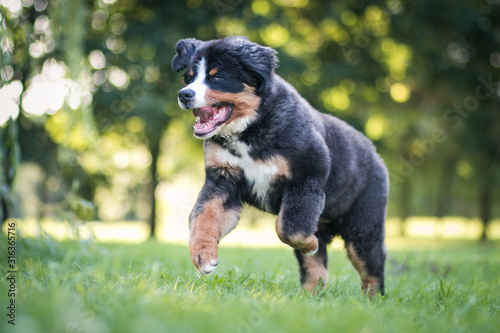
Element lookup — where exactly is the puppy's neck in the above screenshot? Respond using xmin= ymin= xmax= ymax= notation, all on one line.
xmin=217 ymin=133 xmax=239 ymax=143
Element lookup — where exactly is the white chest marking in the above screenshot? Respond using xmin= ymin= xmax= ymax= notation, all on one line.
xmin=212 ymin=141 xmax=281 ymax=203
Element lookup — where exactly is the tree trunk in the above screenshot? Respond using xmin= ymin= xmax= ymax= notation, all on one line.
xmin=1 ymin=118 xmax=20 ymax=227
xmin=479 ymin=186 xmax=491 ymax=242
xmin=399 ymin=177 xmax=411 ymax=237
xmin=478 ymin=151 xmax=493 ymax=242
xmin=1 ymin=201 xmax=7 ymax=228
xmin=435 ymin=156 xmax=458 ymax=218
xmin=148 ymin=138 xmax=161 ymax=239
xmin=398 ymin=124 xmax=416 ymax=237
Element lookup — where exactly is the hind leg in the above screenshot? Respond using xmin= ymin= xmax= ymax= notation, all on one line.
xmin=276 ymin=180 xmax=329 ymax=291
xmin=345 ymin=239 xmax=386 ymax=298
xmin=341 ymin=177 xmax=388 ymax=298
xmin=294 ymin=224 xmax=333 ymax=292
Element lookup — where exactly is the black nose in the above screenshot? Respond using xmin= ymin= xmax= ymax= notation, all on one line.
xmin=179 ymin=89 xmax=195 ymax=106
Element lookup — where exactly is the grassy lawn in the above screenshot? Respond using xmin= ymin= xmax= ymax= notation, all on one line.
xmin=1 ymin=235 xmax=499 ymax=333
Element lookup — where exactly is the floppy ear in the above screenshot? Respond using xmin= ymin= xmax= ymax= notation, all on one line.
xmin=237 ymin=41 xmax=278 ymax=94
xmin=171 ymin=38 xmax=202 ymax=72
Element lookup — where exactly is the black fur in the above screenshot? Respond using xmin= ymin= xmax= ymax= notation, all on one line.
xmin=173 ymin=37 xmax=389 ymax=296
xmin=172 ymin=38 xmax=202 ymax=72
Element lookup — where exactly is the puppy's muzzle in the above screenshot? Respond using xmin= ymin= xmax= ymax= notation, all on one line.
xmin=179 ymin=88 xmax=195 ymax=108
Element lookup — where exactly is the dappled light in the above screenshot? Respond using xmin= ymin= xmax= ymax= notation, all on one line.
xmin=0 ymin=79 xmax=22 ymax=124
xmin=22 ymin=59 xmax=70 ymax=115
xmin=389 ymin=82 xmax=410 ymax=103
xmin=1 ymin=1 xmax=500 ymax=332
xmin=0 ymin=0 xmax=497 ymax=241
xmin=365 ymin=114 xmax=386 ymax=140
xmin=260 ymin=23 xmax=290 ymax=47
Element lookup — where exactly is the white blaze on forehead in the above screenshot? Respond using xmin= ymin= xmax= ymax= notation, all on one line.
xmin=185 ymin=57 xmax=207 ymax=107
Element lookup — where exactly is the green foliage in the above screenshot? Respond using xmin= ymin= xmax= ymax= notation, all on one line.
xmin=1 ymin=236 xmax=499 ymax=332
xmin=1 ymin=0 xmax=499 ymax=230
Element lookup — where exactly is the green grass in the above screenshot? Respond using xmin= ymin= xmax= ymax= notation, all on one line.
xmin=1 ymin=235 xmax=500 ymax=333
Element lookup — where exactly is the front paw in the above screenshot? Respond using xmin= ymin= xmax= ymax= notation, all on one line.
xmin=189 ymin=241 xmax=219 ymax=275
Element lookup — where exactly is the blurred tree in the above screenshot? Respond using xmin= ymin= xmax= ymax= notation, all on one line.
xmin=389 ymin=0 xmax=500 ymax=239
xmin=0 ymin=5 xmax=24 ymax=226
xmin=2 ymin=0 xmax=499 ymax=241
xmin=1 ymin=0 xmax=97 ymax=222
xmin=0 ymin=119 xmax=20 ymax=226
xmin=86 ymin=0 xmax=194 ymax=237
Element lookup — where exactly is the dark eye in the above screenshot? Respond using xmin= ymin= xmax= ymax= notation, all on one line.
xmin=211 ymin=75 xmax=223 ymax=81
xmin=183 ymin=75 xmax=193 ymax=85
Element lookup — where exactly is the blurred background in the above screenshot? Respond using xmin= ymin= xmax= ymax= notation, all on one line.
xmin=0 ymin=0 xmax=499 ymax=244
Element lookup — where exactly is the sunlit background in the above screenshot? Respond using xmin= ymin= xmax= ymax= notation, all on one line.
xmin=1 ymin=0 xmax=499 ymax=244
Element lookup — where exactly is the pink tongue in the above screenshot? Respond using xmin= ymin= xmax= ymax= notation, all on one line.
xmin=199 ymin=106 xmax=214 ymax=122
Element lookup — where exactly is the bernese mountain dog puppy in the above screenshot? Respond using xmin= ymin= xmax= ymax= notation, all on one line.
xmin=172 ymin=36 xmax=389 ymax=298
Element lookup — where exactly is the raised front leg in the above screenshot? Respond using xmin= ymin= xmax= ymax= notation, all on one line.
xmin=189 ymin=184 xmax=242 ymax=275
xmin=276 ymin=180 xmax=327 ymax=288
xmin=276 ymin=181 xmax=325 ymax=255
xmin=294 ymin=225 xmax=333 ymax=292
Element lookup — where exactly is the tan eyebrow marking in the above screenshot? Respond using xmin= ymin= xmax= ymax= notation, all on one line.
xmin=189 ymin=69 xmax=194 ymax=76
xmin=209 ymin=68 xmax=218 ymax=76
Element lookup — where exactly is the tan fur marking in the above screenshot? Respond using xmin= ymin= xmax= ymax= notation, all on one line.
xmin=288 ymin=234 xmax=319 ymax=253
xmin=190 ymin=196 xmax=240 ymax=241
xmin=363 ymin=275 xmax=380 ymax=299
xmin=204 ymin=143 xmax=241 ymax=178
xmin=276 ymin=209 xmax=284 ymax=241
xmin=346 ymin=243 xmax=380 ymax=299
xmin=189 ymin=196 xmax=240 ymax=270
xmin=205 ymin=85 xmax=260 ymax=122
xmin=302 ymin=256 xmax=329 ymax=292
xmin=209 ymin=68 xmax=218 ymax=76
xmin=346 ymin=243 xmax=366 ymax=274
xmin=264 ymin=155 xmax=291 ymax=180
xmin=189 ymin=69 xmax=194 ymax=76
xmin=276 ymin=212 xmax=318 ymax=253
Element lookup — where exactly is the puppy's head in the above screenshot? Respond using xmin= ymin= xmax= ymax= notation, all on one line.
xmin=172 ymin=36 xmax=277 ymax=139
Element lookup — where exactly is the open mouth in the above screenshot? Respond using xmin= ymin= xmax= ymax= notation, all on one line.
xmin=192 ymin=103 xmax=233 ymax=137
